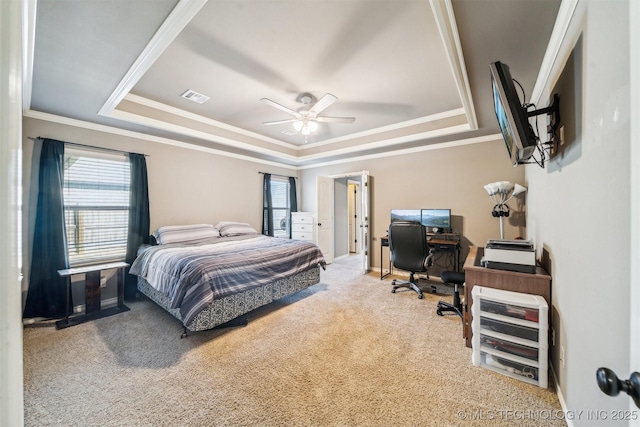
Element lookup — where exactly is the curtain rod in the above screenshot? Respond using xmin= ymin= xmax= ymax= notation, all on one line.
xmin=258 ymin=171 xmax=297 ymax=179
xmin=28 ymin=137 xmax=149 ymax=157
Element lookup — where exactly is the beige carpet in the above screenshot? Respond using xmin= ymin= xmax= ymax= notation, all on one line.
xmin=23 ymin=255 xmax=565 ymax=426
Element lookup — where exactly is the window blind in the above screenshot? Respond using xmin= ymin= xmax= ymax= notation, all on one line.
xmin=63 ymin=149 xmax=130 ymax=266
xmin=270 ymin=176 xmax=290 ymax=238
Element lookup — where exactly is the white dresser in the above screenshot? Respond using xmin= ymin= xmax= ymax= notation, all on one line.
xmin=291 ymin=212 xmax=316 ymax=242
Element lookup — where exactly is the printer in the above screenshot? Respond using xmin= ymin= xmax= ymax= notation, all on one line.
xmin=482 ymin=239 xmax=536 ymax=274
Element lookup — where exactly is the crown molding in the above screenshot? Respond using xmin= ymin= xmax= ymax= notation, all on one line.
xmin=123 ymin=93 xmax=295 ymax=149
xmin=300 ymin=108 xmax=466 ymax=150
xmin=295 ymin=123 xmax=471 ymax=163
xmin=24 ymin=109 xmax=298 ymax=170
xmin=430 ymin=0 xmax=478 ymax=130
xmin=298 ymin=133 xmax=502 ymax=170
xmin=530 ymin=0 xmax=579 ymax=105
xmin=24 ymin=109 xmax=498 ymax=171
xmin=98 ymin=0 xmax=208 ymax=117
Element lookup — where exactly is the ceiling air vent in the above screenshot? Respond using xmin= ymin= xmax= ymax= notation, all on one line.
xmin=180 ymin=89 xmax=210 ymax=104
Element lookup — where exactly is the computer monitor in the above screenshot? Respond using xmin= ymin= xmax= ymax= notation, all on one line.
xmin=390 ymin=209 xmax=421 ymax=224
xmin=421 ymin=209 xmax=451 ymax=232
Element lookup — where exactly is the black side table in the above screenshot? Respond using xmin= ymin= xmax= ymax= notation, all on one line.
xmin=56 ymin=261 xmax=130 ymax=329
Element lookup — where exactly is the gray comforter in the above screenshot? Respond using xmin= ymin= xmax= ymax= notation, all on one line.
xmin=130 ymin=234 xmax=326 ymax=325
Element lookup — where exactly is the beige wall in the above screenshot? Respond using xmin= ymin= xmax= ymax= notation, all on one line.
xmin=22 ymin=117 xmax=297 ymax=292
xmin=526 ymin=0 xmax=633 ymax=417
xmin=299 ymin=139 xmax=525 ymax=270
xmin=23 ymin=117 xmax=526 ymax=278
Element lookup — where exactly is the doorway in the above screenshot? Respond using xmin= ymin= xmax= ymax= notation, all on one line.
xmin=316 ymin=171 xmax=370 ymax=274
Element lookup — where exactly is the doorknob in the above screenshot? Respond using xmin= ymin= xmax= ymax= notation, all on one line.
xmin=596 ymin=367 xmax=640 ymax=408
xmin=317 ymin=223 xmax=322 ymax=227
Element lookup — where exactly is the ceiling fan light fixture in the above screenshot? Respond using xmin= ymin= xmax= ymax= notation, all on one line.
xmin=261 ymin=92 xmax=355 ymax=137
xmin=293 ymin=119 xmax=318 ymax=135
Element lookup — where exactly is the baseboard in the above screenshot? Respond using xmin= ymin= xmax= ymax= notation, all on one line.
xmin=550 ymin=362 xmax=573 ymax=427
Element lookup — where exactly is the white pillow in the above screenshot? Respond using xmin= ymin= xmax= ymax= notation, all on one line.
xmin=153 ymin=224 xmax=220 ymax=245
xmin=215 ymin=222 xmax=259 ymax=237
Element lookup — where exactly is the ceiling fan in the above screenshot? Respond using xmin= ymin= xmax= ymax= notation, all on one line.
xmin=261 ymin=93 xmax=355 ymax=135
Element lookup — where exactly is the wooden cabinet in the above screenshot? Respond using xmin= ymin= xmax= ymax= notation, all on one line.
xmin=291 ymin=212 xmax=316 ymax=242
xmin=463 ymin=246 xmax=551 ymax=348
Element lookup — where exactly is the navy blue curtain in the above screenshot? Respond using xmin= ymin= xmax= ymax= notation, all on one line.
xmin=288 ymin=177 xmax=297 ymax=238
xmin=262 ymin=173 xmax=274 ymax=236
xmin=23 ymin=139 xmax=70 ymax=319
xmin=124 ymin=153 xmax=150 ymax=301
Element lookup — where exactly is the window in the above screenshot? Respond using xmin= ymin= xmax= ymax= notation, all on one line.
xmin=63 ymin=149 xmax=130 ymax=266
xmin=268 ymin=176 xmax=291 ymax=238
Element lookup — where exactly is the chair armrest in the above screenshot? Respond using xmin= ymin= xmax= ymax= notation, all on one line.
xmin=425 ymin=248 xmax=435 ymax=269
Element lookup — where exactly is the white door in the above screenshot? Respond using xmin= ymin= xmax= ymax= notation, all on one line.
xmin=316 ymin=176 xmax=334 ymax=264
xmin=360 ymin=171 xmax=370 ymax=274
xmin=348 ymin=182 xmax=360 ymax=253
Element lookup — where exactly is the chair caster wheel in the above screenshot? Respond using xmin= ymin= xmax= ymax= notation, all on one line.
xmin=437 ymin=309 xmax=443 ymax=316
xmin=391 ymin=288 xmax=396 ymax=293
xmin=418 ymin=294 xmax=423 ymax=299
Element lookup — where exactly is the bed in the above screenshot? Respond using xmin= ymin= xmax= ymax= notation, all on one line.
xmin=130 ymin=223 xmax=326 ymax=334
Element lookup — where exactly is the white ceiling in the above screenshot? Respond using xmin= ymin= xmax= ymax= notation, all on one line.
xmin=26 ymin=0 xmax=561 ymax=168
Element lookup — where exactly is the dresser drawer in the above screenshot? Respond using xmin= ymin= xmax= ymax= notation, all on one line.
xmin=291 ymin=214 xmax=314 ymax=224
xmin=292 ymin=223 xmax=313 ymax=233
xmin=292 ymin=231 xmax=314 ymax=241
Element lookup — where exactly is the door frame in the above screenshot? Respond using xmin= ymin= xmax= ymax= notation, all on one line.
xmin=321 ymin=171 xmax=370 ymax=273
xmin=347 ymin=179 xmax=361 ymax=254
xmin=1 ymin=0 xmax=25 ymax=425
xmin=630 ymin=0 xmax=639 ymax=418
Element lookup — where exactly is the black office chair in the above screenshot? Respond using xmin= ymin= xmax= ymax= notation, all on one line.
xmin=436 ymin=271 xmax=465 ymax=318
xmin=389 ymin=221 xmax=434 ymax=299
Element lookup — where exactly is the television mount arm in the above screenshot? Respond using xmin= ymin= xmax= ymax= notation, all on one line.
xmin=525 ymin=94 xmax=560 ymax=119
xmin=525 ymin=94 xmax=561 ymax=159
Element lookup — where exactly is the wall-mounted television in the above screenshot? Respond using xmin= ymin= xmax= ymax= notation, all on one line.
xmin=390 ymin=209 xmax=421 ymax=224
xmin=421 ymin=209 xmax=451 ymax=232
xmin=490 ymin=61 xmax=538 ymax=166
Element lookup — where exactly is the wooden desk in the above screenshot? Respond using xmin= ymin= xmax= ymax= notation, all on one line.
xmin=463 ymin=246 xmax=551 ymax=347
xmin=427 ymin=235 xmax=461 ymax=272
xmin=55 ymin=261 xmax=130 ymax=329
xmin=380 ymin=233 xmax=461 ymax=280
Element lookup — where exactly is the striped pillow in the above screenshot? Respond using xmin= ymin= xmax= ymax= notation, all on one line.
xmin=153 ymin=224 xmax=220 ymax=245
xmin=216 ymin=222 xmax=259 ymax=237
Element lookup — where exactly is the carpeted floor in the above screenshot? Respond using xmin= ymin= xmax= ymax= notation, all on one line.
xmin=23 ymin=255 xmax=565 ymax=426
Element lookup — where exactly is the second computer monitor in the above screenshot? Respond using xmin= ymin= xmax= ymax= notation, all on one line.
xmin=421 ymin=209 xmax=451 ymax=232
xmin=390 ymin=209 xmax=421 ymax=223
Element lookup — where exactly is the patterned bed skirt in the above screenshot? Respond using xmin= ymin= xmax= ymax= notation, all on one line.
xmin=137 ymin=265 xmax=321 ymax=332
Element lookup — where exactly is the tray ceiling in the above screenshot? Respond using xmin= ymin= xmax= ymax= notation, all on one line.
xmin=26 ymin=0 xmax=561 ymax=168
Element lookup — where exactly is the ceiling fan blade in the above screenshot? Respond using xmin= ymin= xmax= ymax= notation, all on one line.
xmin=316 ymin=116 xmax=356 ymax=123
xmin=309 ymin=93 xmax=338 ymax=115
xmin=263 ymin=118 xmax=298 ymax=125
xmin=260 ymin=98 xmax=301 ymax=118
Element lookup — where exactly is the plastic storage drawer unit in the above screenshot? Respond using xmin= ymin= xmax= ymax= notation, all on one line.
xmin=471 ymin=286 xmax=549 ymax=388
